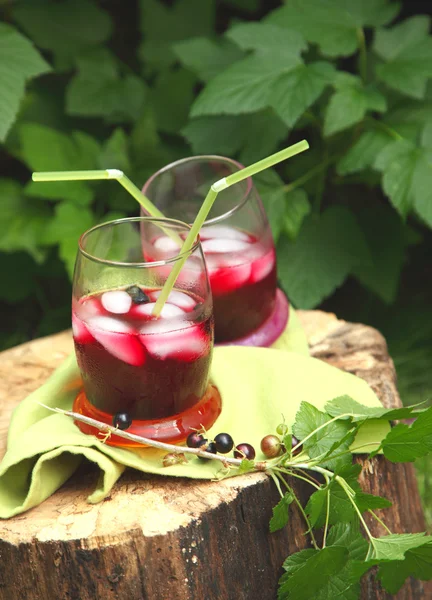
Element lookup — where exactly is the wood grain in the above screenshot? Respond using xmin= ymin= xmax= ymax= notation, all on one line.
xmin=0 ymin=311 xmax=429 ymax=600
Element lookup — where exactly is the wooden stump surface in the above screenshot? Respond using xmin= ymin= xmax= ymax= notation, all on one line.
xmin=0 ymin=311 xmax=430 ymax=600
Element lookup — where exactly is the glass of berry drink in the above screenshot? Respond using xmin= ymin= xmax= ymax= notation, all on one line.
xmin=72 ymin=217 xmax=221 ymax=447
xmin=142 ymin=156 xmax=289 ymax=346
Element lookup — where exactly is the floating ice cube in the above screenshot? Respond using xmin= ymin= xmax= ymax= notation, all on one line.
xmin=101 ymin=290 xmax=132 ymax=314
xmin=141 ymin=325 xmax=208 ymax=361
xmin=150 ymin=289 xmax=196 ymax=311
xmin=87 ymin=316 xmax=146 ymax=366
xmin=209 ymin=263 xmax=252 ymax=295
xmin=250 ymin=248 xmax=276 ymax=283
xmin=200 ymin=225 xmax=250 ymax=242
xmin=202 ymin=238 xmax=251 ymax=254
xmin=133 ymin=302 xmax=185 ymax=319
xmin=78 ymin=296 xmax=103 ymax=320
xmin=72 ymin=312 xmax=94 ymax=344
xmin=153 ymin=236 xmax=181 ymax=253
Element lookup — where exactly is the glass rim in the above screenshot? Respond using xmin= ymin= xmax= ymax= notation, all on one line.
xmin=142 ymin=155 xmax=253 ymax=225
xmin=78 ymin=216 xmax=200 ymax=268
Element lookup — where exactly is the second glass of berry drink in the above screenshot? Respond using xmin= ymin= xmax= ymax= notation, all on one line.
xmin=72 ymin=217 xmax=221 ymax=446
xmin=142 ymin=156 xmax=289 ymax=345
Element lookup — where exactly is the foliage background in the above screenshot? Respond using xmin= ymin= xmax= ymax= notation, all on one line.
xmin=0 ymin=0 xmax=431 ymax=523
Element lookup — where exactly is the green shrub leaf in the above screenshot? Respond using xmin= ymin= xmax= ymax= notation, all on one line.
xmin=174 ymin=37 xmax=244 ymax=82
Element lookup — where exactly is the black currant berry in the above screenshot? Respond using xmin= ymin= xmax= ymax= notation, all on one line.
xmin=187 ymin=431 xmax=206 ymax=448
xmin=198 ymin=440 xmax=217 ymax=460
xmin=260 ymin=434 xmax=283 ymax=458
xmin=113 ymin=412 xmax=132 ymax=430
xmin=126 ymin=285 xmax=150 ymax=304
xmin=214 ymin=433 xmax=234 ymax=454
xmin=234 ymin=443 xmax=256 ymax=460
xmin=291 ymin=435 xmax=302 ymax=456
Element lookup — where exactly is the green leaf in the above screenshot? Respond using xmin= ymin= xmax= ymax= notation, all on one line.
xmin=369 ymin=533 xmax=429 ymax=561
xmin=226 ymin=22 xmax=306 ymax=56
xmin=412 ymin=149 xmax=432 ymax=227
xmin=66 ymin=49 xmax=147 ymax=122
xmin=98 ymin=128 xmax=130 ymax=172
xmin=378 ymin=542 xmax=432 ymax=594
xmin=270 ymin=493 xmax=294 ymax=532
xmin=255 ymin=170 xmax=286 ymax=242
xmin=0 ymin=178 xmax=49 ymax=263
xmin=191 ymin=54 xmax=300 ymax=117
xmin=12 ymin=0 xmax=112 ymax=63
xmin=277 ymin=206 xmax=370 ymax=308
xmin=327 ymin=522 xmax=368 ymax=560
xmin=421 ymin=120 xmax=432 ymax=148
xmin=43 ymin=202 xmax=94 ymax=278
xmin=292 ymin=401 xmax=355 ymax=470
xmin=139 ymin=0 xmax=215 ymax=71
xmin=355 ymin=492 xmax=392 ymax=512
xmin=283 ymin=549 xmax=317 ymax=573
xmin=374 ymin=16 xmax=432 ymax=99
xmin=324 ymin=82 xmax=387 ymax=137
xmin=19 ymin=124 xmax=97 ymax=206
xmin=174 ymin=37 xmax=244 ymax=82
xmin=381 ymin=406 xmax=432 ymax=462
xmin=271 ymin=62 xmax=335 ymax=128
xmin=150 ymin=68 xmax=196 ymax=134
xmin=0 ymin=252 xmax=38 ymax=302
xmin=375 ymin=139 xmax=425 ymax=218
xmin=283 ymin=189 xmax=311 ymax=241
xmin=237 ymin=110 xmax=288 ymax=164
xmin=278 ymin=546 xmax=349 ymax=600
xmin=337 ymin=130 xmax=393 ymax=175
xmin=266 ymin=0 xmax=399 ymax=58
xmin=325 ymin=395 xmax=422 ymax=422
xmin=238 ymin=459 xmax=255 ymax=474
xmin=0 ymin=23 xmax=51 ymax=142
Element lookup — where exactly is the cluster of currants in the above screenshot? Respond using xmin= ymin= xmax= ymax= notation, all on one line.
xmin=186 ymin=431 xmax=256 ymax=460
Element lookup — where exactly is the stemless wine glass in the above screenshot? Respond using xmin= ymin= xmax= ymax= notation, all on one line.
xmin=142 ymin=156 xmax=289 ymax=346
xmin=71 ymin=217 xmax=221 ymax=447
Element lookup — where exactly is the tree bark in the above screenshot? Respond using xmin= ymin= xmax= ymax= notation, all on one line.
xmin=0 ymin=311 xmax=429 ymax=600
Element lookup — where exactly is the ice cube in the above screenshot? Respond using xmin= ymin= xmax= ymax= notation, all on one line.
xmin=209 ymin=263 xmax=252 ymax=295
xmin=72 ymin=312 xmax=94 ymax=344
xmin=78 ymin=296 xmax=103 ymax=320
xmin=250 ymin=248 xmax=276 ymax=283
xmin=101 ymin=290 xmax=132 ymax=314
xmin=150 ymin=290 xmax=196 ymax=311
xmin=87 ymin=316 xmax=146 ymax=366
xmin=133 ymin=302 xmax=185 ymax=319
xmin=153 ymin=236 xmax=181 ymax=253
xmin=141 ymin=325 xmax=208 ymax=361
xmin=202 ymin=238 xmax=251 ymax=254
xmin=200 ymin=225 xmax=250 ymax=242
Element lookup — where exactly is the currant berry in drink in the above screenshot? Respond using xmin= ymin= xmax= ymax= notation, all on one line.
xmin=72 ymin=286 xmax=213 ymax=420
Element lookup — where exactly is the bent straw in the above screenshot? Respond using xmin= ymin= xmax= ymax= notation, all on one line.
xmin=152 ymin=140 xmax=309 ymax=317
xmin=32 ymin=169 xmax=165 ymax=218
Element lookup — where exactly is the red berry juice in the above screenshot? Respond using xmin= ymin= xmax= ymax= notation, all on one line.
xmin=72 ymin=286 xmax=213 ymax=420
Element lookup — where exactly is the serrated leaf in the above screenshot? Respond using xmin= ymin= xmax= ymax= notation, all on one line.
xmin=324 ymin=84 xmax=387 ymax=137
xmin=174 ymin=37 xmax=244 ymax=82
xmin=12 ymin=0 xmax=112 ymax=62
xmin=43 ymin=202 xmax=94 ymax=278
xmin=19 ymin=124 xmax=97 ymax=206
xmin=337 ymin=130 xmax=393 ymax=175
xmin=66 ymin=49 xmax=147 ymax=122
xmin=355 ymin=492 xmax=392 ymax=512
xmin=283 ymin=189 xmax=311 ymax=241
xmin=191 ymin=54 xmax=300 ymax=117
xmin=139 ymin=0 xmax=215 ymax=71
xmin=374 ymin=16 xmax=432 ymax=99
xmin=226 ymin=22 xmax=306 ymax=56
xmin=271 ymin=62 xmax=335 ymax=128
xmin=0 ymin=23 xmax=51 ymax=141
xmin=266 ymin=0 xmax=399 ymax=58
xmin=369 ymin=533 xmax=429 ymax=561
xmin=327 ymin=522 xmax=368 ymax=560
xmin=270 ymin=493 xmax=294 ymax=532
xmin=278 ymin=546 xmax=349 ymax=600
xmin=325 ymin=395 xmax=422 ymax=422
xmin=381 ymin=405 xmax=432 ymax=462
xmin=377 ymin=542 xmax=432 ymax=594
xmin=238 ymin=459 xmax=255 ymax=474
xmin=0 ymin=178 xmax=49 ymax=262
xmin=277 ymin=206 xmax=370 ymax=308
xmin=283 ymin=548 xmax=318 ymax=572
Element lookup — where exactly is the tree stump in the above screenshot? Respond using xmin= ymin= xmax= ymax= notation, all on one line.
xmin=0 ymin=311 xmax=430 ymax=600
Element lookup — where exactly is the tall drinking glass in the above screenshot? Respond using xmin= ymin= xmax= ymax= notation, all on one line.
xmin=142 ymin=156 xmax=288 ymax=345
xmin=72 ymin=217 xmax=220 ymax=446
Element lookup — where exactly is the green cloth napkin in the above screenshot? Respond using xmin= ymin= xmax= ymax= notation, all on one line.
xmin=0 ymin=310 xmax=389 ymax=519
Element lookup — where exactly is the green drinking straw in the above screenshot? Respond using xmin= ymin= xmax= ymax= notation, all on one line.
xmin=31 ymin=169 xmax=166 ymax=220
xmin=152 ymin=139 xmax=309 ymax=317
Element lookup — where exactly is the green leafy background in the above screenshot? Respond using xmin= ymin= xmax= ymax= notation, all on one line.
xmin=0 ymin=0 xmax=431 ymax=525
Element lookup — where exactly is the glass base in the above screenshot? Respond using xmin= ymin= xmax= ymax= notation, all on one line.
xmin=73 ymin=384 xmax=222 ymax=448
xmin=217 ymin=288 xmax=289 ymax=348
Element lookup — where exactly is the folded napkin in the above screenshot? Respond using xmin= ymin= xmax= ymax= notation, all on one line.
xmin=0 ymin=309 xmax=389 ymax=518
